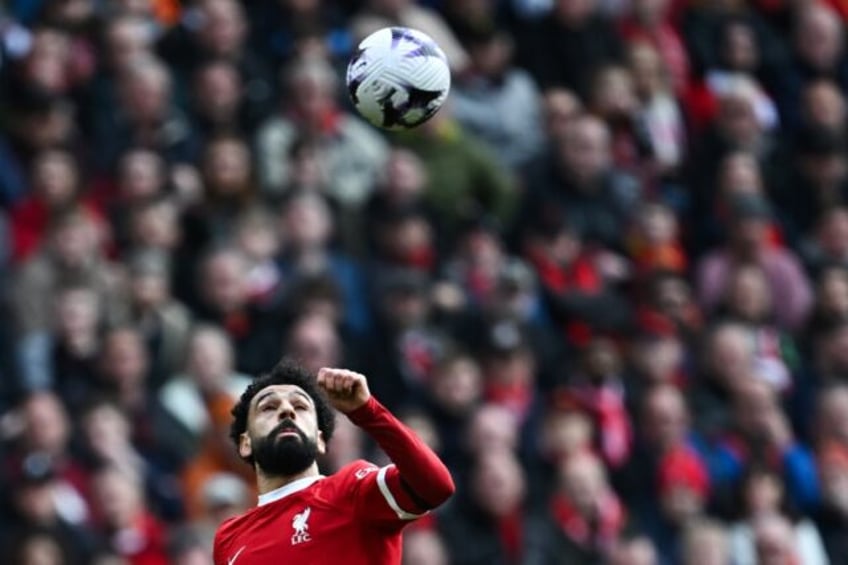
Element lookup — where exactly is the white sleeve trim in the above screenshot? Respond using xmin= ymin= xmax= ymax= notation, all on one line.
xmin=376 ymin=465 xmax=426 ymax=520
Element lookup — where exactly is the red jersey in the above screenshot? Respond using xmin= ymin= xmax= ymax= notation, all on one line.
xmin=213 ymin=460 xmax=423 ymax=565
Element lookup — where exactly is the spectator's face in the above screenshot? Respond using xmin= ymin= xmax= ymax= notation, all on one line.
xmin=173 ymin=548 xmax=212 ymax=565
xmin=82 ymin=404 xmax=132 ymax=458
xmin=722 ymin=21 xmax=759 ymax=71
xmin=195 ymin=63 xmax=241 ymax=121
xmin=632 ymin=337 xmax=682 ymax=384
xmin=643 ymin=387 xmax=689 ymax=450
xmin=583 ymin=338 xmax=621 ymax=382
xmin=291 ymin=76 xmax=335 ymax=125
xmin=541 ymin=411 xmax=592 ymax=460
xmin=381 ymin=216 xmax=434 ymax=263
xmin=817 ymin=268 xmax=848 ymax=320
xmin=52 ymin=215 xmax=99 ymax=267
xmin=323 ymin=416 xmax=364 ymax=473
xmin=93 ymin=470 xmax=144 ymax=528
xmin=733 ymin=378 xmax=780 ymax=439
xmin=203 ymin=139 xmax=252 ymax=197
xmin=112 ymin=0 xmax=153 ymax=16
xmin=726 ymin=266 xmax=772 ymax=323
xmin=683 ymin=526 xmax=729 ymax=565
xmin=544 ymin=89 xmax=582 ymax=140
xmin=14 ymin=482 xmax=57 ymax=524
xmin=106 ymin=18 xmax=151 ymax=72
xmin=118 ymin=150 xmax=165 ymax=200
xmin=484 ymin=348 xmax=535 ymax=388
xmin=818 ymin=210 xmax=848 ymax=258
xmin=609 ymin=538 xmax=658 ymax=565
xmin=707 ymin=325 xmax=753 ymax=387
xmin=22 ymin=393 xmax=69 ymax=454
xmin=17 ymin=105 xmax=74 ymax=150
xmin=560 ymin=453 xmax=608 ymax=517
xmin=17 ymin=534 xmax=65 ymax=565
xmin=472 ymin=450 xmax=526 ymax=516
xmin=32 ymin=150 xmax=77 ymax=206
xmin=284 ymin=196 xmax=332 ymax=250
xmin=467 ymin=405 xmax=519 ymax=455
xmin=55 ymin=288 xmax=99 ymax=340
xmin=130 ymin=263 xmax=169 ymax=310
xmin=560 ymin=118 xmax=610 ymax=185
xmin=823 ymin=324 xmax=848 ymax=375
xmin=629 ymin=42 xmax=666 ymax=98
xmin=654 ymin=276 xmax=695 ymax=323
xmin=554 ymin=0 xmax=597 ymax=26
xmin=661 ymin=485 xmax=704 ymax=524
xmin=401 ymin=412 xmax=440 ymax=452
xmin=202 ymin=252 xmax=248 ymax=313
xmin=818 ymin=387 xmax=848 ymax=444
xmin=719 ymin=152 xmax=762 ymax=197
xmin=820 ymin=457 xmax=848 ymax=515
xmin=286 ymin=315 xmax=341 ymax=374
xmin=23 ymin=29 xmax=70 ymax=94
xmin=717 ymin=94 xmax=760 ymax=147
xmin=402 ymin=529 xmax=448 ymax=565
xmin=637 ymin=203 xmax=677 ymax=244
xmin=533 ymin=229 xmax=581 ymax=267
xmin=431 ymin=357 xmax=482 ymax=415
xmin=633 ymin=0 xmax=668 ymax=23
xmin=237 ymin=220 xmax=280 ymax=261
xmin=802 ymin=81 xmax=846 ymax=130
xmin=731 ymin=218 xmax=768 ymax=258
xmin=744 ymin=472 xmax=783 ymax=516
xmin=187 ymin=330 xmax=234 ymax=387
xmin=592 ymin=67 xmax=638 ymax=120
xmin=382 ymin=289 xmax=429 ymax=329
xmin=100 ymin=330 xmax=148 ymax=388
xmin=469 ymin=35 xmax=511 ymax=77
xmin=754 ymin=516 xmax=797 ymax=565
xmin=198 ymin=0 xmax=246 ymax=56
xmin=800 ymin=152 xmax=848 ymax=187
xmin=131 ymin=201 xmax=180 ymax=249
xmin=384 ymin=149 xmax=426 ymax=200
xmin=797 ymin=6 xmax=844 ymax=71
xmin=121 ymin=65 xmax=170 ymax=124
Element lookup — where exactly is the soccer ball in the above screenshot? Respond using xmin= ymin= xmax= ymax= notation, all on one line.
xmin=346 ymin=27 xmax=451 ymax=131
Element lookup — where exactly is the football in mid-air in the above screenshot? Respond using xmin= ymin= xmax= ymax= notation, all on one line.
xmin=346 ymin=27 xmax=451 ymax=131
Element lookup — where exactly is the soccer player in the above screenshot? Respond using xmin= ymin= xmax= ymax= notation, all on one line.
xmin=213 ymin=362 xmax=456 ymax=564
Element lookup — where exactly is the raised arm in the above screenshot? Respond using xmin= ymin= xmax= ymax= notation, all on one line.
xmin=317 ymin=368 xmax=455 ymax=514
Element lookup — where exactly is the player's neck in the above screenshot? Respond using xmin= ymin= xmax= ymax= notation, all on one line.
xmin=256 ymin=462 xmax=321 ymax=495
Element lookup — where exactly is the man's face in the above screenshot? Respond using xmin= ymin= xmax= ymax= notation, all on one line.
xmin=241 ymin=385 xmax=326 ymax=476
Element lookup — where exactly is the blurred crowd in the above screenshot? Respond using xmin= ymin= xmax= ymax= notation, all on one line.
xmin=2 ymin=0 xmax=848 ymax=563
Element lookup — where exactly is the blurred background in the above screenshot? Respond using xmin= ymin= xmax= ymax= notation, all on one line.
xmin=0 ymin=0 xmax=847 ymax=563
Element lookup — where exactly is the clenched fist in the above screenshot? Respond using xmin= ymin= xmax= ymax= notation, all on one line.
xmin=317 ymin=368 xmax=371 ymax=414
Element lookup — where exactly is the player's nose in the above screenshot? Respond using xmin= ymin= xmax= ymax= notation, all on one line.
xmin=278 ymin=401 xmax=296 ymax=421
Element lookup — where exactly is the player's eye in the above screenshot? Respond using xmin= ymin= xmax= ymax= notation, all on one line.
xmin=294 ymin=404 xmax=308 ymax=411
xmin=260 ymin=403 xmax=277 ymax=413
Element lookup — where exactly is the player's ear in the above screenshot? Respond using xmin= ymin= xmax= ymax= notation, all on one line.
xmin=238 ymin=432 xmax=253 ymax=459
xmin=317 ymin=430 xmax=326 ymax=455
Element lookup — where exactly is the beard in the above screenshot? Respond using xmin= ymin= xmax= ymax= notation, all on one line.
xmin=251 ymin=419 xmax=319 ymax=477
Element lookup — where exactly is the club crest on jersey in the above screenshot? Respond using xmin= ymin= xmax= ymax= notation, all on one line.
xmin=291 ymin=507 xmax=312 ymax=545
xmin=355 ymin=466 xmax=378 ymax=479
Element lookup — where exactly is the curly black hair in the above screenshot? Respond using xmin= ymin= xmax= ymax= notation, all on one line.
xmin=229 ymin=360 xmax=336 ymax=464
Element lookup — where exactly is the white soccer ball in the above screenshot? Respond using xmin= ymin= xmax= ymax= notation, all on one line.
xmin=346 ymin=27 xmax=451 ymax=131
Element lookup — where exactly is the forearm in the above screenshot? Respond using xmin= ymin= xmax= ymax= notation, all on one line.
xmin=347 ymin=396 xmax=455 ymax=510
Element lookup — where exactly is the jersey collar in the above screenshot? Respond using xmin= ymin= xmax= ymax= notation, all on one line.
xmin=258 ymin=475 xmax=324 ymax=506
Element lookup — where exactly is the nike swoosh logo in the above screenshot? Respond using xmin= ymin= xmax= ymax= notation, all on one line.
xmin=228 ymin=546 xmax=246 ymax=565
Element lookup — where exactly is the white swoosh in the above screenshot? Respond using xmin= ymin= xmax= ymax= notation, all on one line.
xmin=228 ymin=546 xmax=246 ymax=565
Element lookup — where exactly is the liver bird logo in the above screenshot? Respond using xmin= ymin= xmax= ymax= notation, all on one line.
xmin=293 ymin=507 xmax=311 ymax=538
